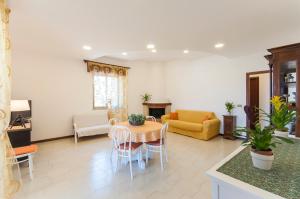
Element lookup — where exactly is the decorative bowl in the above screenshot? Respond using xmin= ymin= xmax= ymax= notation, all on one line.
xmin=128 ymin=114 xmax=146 ymax=126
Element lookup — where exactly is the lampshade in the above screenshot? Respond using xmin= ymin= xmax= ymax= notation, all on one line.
xmin=11 ymin=100 xmax=30 ymax=112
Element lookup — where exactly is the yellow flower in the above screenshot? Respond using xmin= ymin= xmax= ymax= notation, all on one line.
xmin=270 ymin=96 xmax=283 ymax=112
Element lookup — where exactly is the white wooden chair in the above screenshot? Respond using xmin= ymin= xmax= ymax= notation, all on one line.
xmin=12 ymin=144 xmax=38 ymax=180
xmin=109 ymin=118 xmax=120 ymax=160
xmin=146 ymin=116 xmax=157 ymax=122
xmin=111 ymin=125 xmax=143 ymax=180
xmin=145 ymin=123 xmax=168 ymax=171
xmin=108 ymin=118 xmax=120 ymax=126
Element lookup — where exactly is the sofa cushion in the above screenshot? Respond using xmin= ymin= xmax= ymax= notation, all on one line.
xmin=176 ymin=110 xmax=214 ymax=123
xmin=14 ymin=145 xmax=38 ymax=156
xmin=169 ymin=120 xmax=203 ymax=132
xmin=118 ymin=142 xmax=143 ymax=150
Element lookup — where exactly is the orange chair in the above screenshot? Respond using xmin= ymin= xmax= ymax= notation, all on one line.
xmin=13 ymin=144 xmax=38 ymax=180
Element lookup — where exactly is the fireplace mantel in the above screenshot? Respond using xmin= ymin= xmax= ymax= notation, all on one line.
xmin=142 ymin=102 xmax=172 ymax=108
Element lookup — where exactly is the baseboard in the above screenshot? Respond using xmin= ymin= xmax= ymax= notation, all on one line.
xmin=32 ymin=135 xmax=73 ymax=143
xmin=31 ymin=133 xmax=109 ymax=144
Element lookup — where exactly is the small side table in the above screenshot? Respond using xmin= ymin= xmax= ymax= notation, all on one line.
xmin=223 ymin=115 xmax=236 ymax=140
xmin=7 ymin=122 xmax=32 ymax=147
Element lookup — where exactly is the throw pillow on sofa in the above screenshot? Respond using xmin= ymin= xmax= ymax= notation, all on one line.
xmin=170 ymin=112 xmax=178 ymax=120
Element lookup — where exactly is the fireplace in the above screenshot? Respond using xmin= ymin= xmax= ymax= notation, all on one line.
xmin=143 ymin=102 xmax=172 ymax=121
xmin=149 ymin=108 xmax=165 ymax=119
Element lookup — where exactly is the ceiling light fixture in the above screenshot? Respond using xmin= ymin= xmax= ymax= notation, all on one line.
xmin=151 ymin=49 xmax=157 ymax=53
xmin=214 ymin=43 xmax=224 ymax=49
xmin=147 ymin=44 xmax=155 ymax=49
xmin=122 ymin=52 xmax=128 ymax=56
xmin=183 ymin=49 xmax=189 ymax=54
xmin=82 ymin=45 xmax=92 ymax=50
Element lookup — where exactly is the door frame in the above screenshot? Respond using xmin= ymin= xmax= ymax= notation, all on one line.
xmin=246 ymin=70 xmax=270 ymax=128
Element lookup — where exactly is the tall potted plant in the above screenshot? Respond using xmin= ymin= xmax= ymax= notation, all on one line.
xmin=225 ymin=102 xmax=235 ymax=115
xmin=236 ymin=124 xmax=293 ymax=170
xmin=261 ymin=96 xmax=296 ymax=137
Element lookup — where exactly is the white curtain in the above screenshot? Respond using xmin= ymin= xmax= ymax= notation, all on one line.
xmin=0 ymin=1 xmax=21 ymax=198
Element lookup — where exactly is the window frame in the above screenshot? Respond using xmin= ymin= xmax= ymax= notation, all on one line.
xmin=92 ymin=74 xmax=123 ymax=110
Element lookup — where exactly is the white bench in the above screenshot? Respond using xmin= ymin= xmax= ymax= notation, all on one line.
xmin=73 ymin=112 xmax=110 ymax=143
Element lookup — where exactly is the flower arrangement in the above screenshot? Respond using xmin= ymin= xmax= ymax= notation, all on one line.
xmin=141 ymin=93 xmax=152 ymax=103
xmin=262 ymin=96 xmax=296 ymax=132
xmin=128 ymin=114 xmax=146 ymax=126
xmin=225 ymin=102 xmax=235 ymax=115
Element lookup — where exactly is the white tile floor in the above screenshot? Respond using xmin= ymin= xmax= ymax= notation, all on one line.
xmin=14 ymin=133 xmax=241 ymax=199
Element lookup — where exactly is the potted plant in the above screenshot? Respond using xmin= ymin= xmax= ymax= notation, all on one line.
xmin=236 ymin=124 xmax=293 ymax=170
xmin=128 ymin=114 xmax=146 ymax=126
xmin=225 ymin=102 xmax=235 ymax=115
xmin=261 ymin=96 xmax=296 ymax=137
xmin=141 ymin=93 xmax=152 ymax=103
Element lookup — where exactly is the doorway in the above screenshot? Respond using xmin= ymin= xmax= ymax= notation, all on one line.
xmin=246 ymin=70 xmax=270 ymax=128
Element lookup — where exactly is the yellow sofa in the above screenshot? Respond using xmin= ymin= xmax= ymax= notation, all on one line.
xmin=161 ymin=109 xmax=220 ymax=140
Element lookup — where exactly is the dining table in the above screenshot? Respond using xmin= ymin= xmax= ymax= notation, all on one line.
xmin=109 ymin=120 xmax=163 ymax=169
xmin=116 ymin=120 xmax=163 ymax=142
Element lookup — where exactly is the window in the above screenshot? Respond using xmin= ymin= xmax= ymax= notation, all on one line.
xmin=93 ymin=74 xmax=124 ymax=109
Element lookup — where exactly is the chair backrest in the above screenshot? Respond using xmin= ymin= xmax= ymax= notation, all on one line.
xmin=146 ymin=116 xmax=157 ymax=122
xmin=109 ymin=118 xmax=120 ymax=126
xmin=160 ymin=123 xmax=168 ymax=145
xmin=111 ymin=125 xmax=132 ymax=151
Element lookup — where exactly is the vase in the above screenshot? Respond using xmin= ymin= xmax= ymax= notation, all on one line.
xmin=250 ymin=149 xmax=274 ymax=170
xmin=274 ymin=130 xmax=289 ymax=137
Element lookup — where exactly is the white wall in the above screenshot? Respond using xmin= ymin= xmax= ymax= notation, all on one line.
xmin=164 ymin=53 xmax=269 ymax=131
xmin=12 ymin=53 xmax=165 ymax=141
xmin=12 ymin=47 xmax=269 ymax=141
xmin=126 ymin=61 xmax=167 ymax=114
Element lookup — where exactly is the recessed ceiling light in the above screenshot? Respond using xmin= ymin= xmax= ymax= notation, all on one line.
xmin=82 ymin=45 xmax=92 ymax=50
xmin=183 ymin=49 xmax=189 ymax=54
xmin=122 ymin=52 xmax=127 ymax=56
xmin=214 ymin=43 xmax=224 ymax=49
xmin=151 ymin=49 xmax=157 ymax=53
xmin=147 ymin=44 xmax=155 ymax=49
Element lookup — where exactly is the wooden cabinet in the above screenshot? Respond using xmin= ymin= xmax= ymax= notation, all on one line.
xmin=265 ymin=43 xmax=300 ymax=137
xmin=7 ymin=122 xmax=32 ymax=148
xmin=223 ymin=115 xmax=236 ymax=140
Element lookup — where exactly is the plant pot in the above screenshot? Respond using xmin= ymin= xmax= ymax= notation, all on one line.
xmin=250 ymin=149 xmax=274 ymax=170
xmin=274 ymin=130 xmax=289 ymax=137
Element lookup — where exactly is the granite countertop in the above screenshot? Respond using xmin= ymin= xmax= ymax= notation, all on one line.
xmin=217 ymin=139 xmax=300 ymax=199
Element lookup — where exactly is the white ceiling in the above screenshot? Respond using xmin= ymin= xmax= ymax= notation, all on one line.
xmin=9 ymin=0 xmax=300 ymax=61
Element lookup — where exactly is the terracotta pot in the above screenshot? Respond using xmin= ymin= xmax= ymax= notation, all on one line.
xmin=250 ymin=148 xmax=274 ymax=170
xmin=274 ymin=130 xmax=289 ymax=137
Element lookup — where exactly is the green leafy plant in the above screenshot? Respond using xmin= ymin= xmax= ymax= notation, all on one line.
xmin=261 ymin=96 xmax=296 ymax=132
xmin=225 ymin=102 xmax=235 ymax=115
xmin=141 ymin=93 xmax=152 ymax=102
xmin=235 ymin=124 xmax=293 ymax=151
xmin=128 ymin=114 xmax=146 ymax=126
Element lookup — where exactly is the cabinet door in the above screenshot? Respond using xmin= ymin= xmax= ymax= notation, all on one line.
xmin=224 ymin=117 xmax=234 ymax=135
xmin=278 ymin=60 xmax=298 ymax=136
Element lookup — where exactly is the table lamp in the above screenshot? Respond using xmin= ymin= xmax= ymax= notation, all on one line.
xmin=10 ymin=100 xmax=30 ymax=128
